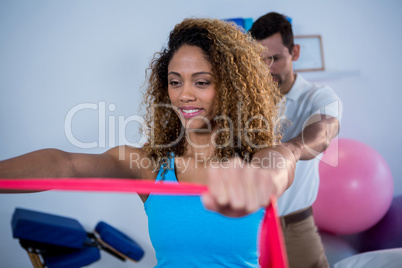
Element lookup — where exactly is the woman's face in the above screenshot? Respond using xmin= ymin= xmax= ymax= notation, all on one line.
xmin=167 ymin=45 xmax=218 ymax=131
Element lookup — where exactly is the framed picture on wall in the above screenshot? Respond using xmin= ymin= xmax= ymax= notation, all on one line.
xmin=293 ymin=35 xmax=325 ymax=72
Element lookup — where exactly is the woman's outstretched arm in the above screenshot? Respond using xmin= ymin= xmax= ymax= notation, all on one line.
xmin=0 ymin=146 xmax=145 ymax=188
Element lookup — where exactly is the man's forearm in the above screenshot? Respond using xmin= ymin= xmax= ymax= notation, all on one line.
xmin=284 ymin=115 xmax=340 ymax=161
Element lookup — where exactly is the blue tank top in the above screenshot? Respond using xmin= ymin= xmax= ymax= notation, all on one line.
xmin=144 ymin=157 xmax=265 ymax=267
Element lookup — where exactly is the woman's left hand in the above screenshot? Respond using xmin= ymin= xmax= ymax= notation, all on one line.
xmin=202 ymin=146 xmax=295 ymax=217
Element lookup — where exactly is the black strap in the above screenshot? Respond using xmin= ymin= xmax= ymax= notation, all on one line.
xmin=281 ymin=206 xmax=313 ymax=227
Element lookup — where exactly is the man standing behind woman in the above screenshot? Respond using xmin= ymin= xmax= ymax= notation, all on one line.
xmin=250 ymin=12 xmax=342 ymax=268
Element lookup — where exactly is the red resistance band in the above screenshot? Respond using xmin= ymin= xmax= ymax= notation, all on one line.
xmin=0 ymin=178 xmax=288 ymax=268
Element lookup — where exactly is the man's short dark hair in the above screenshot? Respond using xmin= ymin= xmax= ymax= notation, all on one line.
xmin=249 ymin=12 xmax=294 ymax=53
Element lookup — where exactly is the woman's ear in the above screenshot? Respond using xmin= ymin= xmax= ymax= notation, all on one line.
xmin=291 ymin=44 xmax=300 ymax=61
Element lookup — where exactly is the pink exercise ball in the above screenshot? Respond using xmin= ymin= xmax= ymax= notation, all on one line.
xmin=313 ymin=138 xmax=393 ymax=235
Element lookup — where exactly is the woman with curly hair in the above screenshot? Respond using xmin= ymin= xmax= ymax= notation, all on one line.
xmin=0 ymin=18 xmax=296 ymax=267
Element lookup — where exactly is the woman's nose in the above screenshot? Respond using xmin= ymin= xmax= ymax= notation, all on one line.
xmin=179 ymin=84 xmax=196 ymax=103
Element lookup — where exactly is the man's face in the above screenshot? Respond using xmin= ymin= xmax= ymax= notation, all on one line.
xmin=258 ymin=32 xmax=298 ymax=94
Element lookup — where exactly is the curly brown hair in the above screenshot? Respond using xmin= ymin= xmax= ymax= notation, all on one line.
xmin=142 ymin=18 xmax=283 ymax=166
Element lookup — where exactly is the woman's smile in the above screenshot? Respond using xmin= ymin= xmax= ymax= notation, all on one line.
xmin=179 ymin=106 xmax=204 ymax=118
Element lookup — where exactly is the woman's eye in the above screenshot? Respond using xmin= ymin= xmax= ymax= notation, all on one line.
xmin=169 ymin=81 xmax=180 ymax=86
xmin=196 ymin=81 xmax=210 ymax=86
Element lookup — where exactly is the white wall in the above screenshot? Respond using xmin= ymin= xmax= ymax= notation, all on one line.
xmin=1 ymin=0 xmax=401 ymax=267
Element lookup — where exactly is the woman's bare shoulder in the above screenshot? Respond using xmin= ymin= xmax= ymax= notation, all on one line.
xmin=104 ymin=145 xmax=146 ymax=160
xmin=102 ymin=146 xmax=158 ymax=180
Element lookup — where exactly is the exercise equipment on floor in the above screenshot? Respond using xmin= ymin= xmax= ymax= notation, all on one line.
xmin=357 ymin=194 xmax=402 ymax=252
xmin=313 ymin=138 xmax=394 ymax=235
xmin=11 ymin=207 xmax=144 ymax=268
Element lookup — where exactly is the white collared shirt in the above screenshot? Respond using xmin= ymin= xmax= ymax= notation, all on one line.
xmin=277 ymin=74 xmax=343 ymax=216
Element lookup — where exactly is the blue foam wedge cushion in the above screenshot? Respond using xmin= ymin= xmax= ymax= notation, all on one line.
xmin=43 ymin=245 xmax=101 ymax=268
xmin=95 ymin=221 xmax=144 ymax=261
xmin=224 ymin=18 xmax=245 ymax=29
xmin=11 ymin=208 xmax=87 ymax=249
